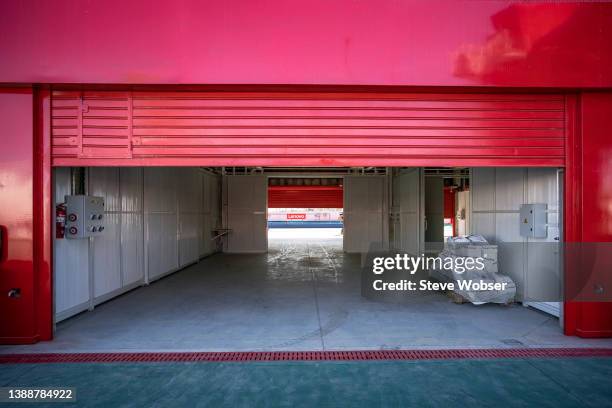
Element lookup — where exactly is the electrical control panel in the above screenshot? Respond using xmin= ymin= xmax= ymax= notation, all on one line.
xmin=65 ymin=195 xmax=105 ymax=239
xmin=519 ymin=203 xmax=547 ymax=238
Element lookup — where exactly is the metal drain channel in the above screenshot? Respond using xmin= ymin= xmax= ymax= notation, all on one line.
xmin=1 ymin=348 xmax=612 ymax=364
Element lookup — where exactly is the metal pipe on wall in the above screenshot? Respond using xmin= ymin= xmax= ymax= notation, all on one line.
xmin=70 ymin=167 xmax=86 ymax=195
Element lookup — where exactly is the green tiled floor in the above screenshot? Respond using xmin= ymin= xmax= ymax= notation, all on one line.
xmin=1 ymin=358 xmax=611 ymax=407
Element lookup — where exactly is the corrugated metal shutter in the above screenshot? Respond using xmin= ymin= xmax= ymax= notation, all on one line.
xmin=52 ymin=90 xmax=566 ymax=167
xmin=52 ymin=91 xmax=132 ymax=159
xmin=268 ymin=186 xmax=343 ymax=208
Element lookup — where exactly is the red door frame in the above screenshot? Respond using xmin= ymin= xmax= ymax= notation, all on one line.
xmin=443 ymin=186 xmax=456 ymax=237
xmin=563 ymin=94 xmax=580 ymax=336
xmin=2 ymin=88 xmax=607 ymax=344
xmin=36 ymin=87 xmax=53 ymax=342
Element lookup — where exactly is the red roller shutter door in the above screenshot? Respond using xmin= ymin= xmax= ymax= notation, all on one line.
xmin=268 ymin=186 xmax=343 ymax=208
xmin=51 ymin=90 xmax=566 ymax=167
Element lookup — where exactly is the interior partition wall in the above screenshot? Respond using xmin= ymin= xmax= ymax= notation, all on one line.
xmin=53 ymin=167 xmax=221 ymax=322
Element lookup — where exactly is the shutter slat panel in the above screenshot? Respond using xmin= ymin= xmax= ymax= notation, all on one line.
xmin=52 ymin=91 xmax=132 ymax=159
xmin=132 ymin=127 xmax=563 ymax=138
xmin=133 ymin=108 xmax=564 ymax=120
xmin=52 ymin=90 xmax=566 ymax=166
xmin=137 ymin=137 xmax=563 ymax=148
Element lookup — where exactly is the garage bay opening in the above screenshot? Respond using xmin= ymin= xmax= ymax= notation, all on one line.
xmin=267 ymin=175 xmax=344 ymax=280
xmin=48 ymin=166 xmax=566 ymax=352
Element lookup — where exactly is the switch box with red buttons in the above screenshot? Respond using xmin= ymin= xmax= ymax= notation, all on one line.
xmin=65 ymin=195 xmax=105 ymax=239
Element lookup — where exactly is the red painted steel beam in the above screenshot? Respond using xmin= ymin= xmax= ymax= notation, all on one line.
xmin=269 ymin=186 xmax=342 ymax=190
xmin=52 ymin=157 xmax=565 ymax=168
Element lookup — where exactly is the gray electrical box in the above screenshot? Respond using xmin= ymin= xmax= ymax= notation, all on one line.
xmin=519 ymin=203 xmax=547 ymax=238
xmin=65 ymin=195 xmax=105 ymax=239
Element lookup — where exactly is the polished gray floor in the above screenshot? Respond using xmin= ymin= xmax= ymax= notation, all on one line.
xmin=3 ymin=229 xmax=612 ymax=353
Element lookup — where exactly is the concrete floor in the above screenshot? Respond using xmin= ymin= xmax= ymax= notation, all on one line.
xmin=3 ymin=228 xmax=612 ymax=353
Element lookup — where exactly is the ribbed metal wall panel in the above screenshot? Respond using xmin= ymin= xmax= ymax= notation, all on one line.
xmin=52 ymin=91 xmax=132 ymax=159
xmin=268 ymin=186 xmax=343 ymax=208
xmin=52 ymin=91 xmax=566 ymax=167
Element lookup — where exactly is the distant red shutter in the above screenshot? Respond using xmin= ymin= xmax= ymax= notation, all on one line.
xmin=268 ymin=186 xmax=343 ymax=208
xmin=52 ymin=90 xmax=566 ymax=167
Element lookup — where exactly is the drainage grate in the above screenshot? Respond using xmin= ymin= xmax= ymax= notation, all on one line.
xmin=1 ymin=348 xmax=612 ymax=364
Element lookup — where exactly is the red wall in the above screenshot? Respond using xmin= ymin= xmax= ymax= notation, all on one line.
xmin=566 ymin=93 xmax=612 ymax=337
xmin=1 ymin=1 xmax=611 ymax=87
xmin=0 ymin=89 xmax=37 ymax=343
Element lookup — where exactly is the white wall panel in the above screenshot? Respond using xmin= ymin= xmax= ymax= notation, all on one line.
xmin=200 ymin=214 xmax=209 ymax=256
xmin=121 ymin=212 xmax=144 ymax=286
xmin=471 ymin=168 xmax=495 ymax=211
xmin=162 ymin=212 xmax=179 ymax=275
xmin=146 ymin=212 xmax=179 ymax=280
xmin=144 ymin=167 xmax=177 ymax=213
xmin=495 ymin=168 xmax=525 ymax=211
xmin=226 ymin=175 xmax=267 ymax=253
xmin=179 ymin=213 xmax=199 ymax=266
xmin=495 ymin=213 xmax=522 ymax=242
xmin=527 ymin=168 xmax=560 ymax=216
xmin=177 ymin=168 xmax=202 ymax=266
xmin=200 ymin=171 xmax=220 ymax=257
xmin=144 ymin=167 xmax=180 ymax=281
xmin=400 ymin=214 xmax=420 ymax=254
xmin=54 ymin=240 xmax=89 ymax=315
xmin=495 ymin=213 xmax=525 ymax=298
xmin=470 ymin=167 xmax=561 ymax=308
xmin=119 ymin=167 xmax=145 ymax=287
xmin=120 ymin=168 xmax=143 ymax=213
xmin=89 ymin=167 xmax=120 ymax=212
xmin=56 ymin=167 xmax=146 ymax=320
xmin=201 ymin=176 xmax=208 ymax=257
xmin=178 ymin=168 xmax=199 ymax=213
xmin=56 ymin=166 xmax=214 ymax=321
xmin=394 ymin=169 xmax=421 ymax=255
xmin=344 ymin=176 xmax=385 ymax=253
xmin=53 ymin=169 xmax=90 ymax=317
xmin=525 ymin=168 xmax=561 ymax=315
xmin=92 ymin=213 xmax=121 ymax=298
xmin=89 ymin=168 xmax=123 ymax=300
xmin=200 ymin=172 xmax=220 ymax=256
xmin=145 ymin=213 xmax=163 ymax=279
xmin=390 ymin=174 xmax=401 ymax=250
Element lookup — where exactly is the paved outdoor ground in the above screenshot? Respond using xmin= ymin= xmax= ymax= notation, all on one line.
xmin=1 ymin=357 xmax=612 ymax=407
